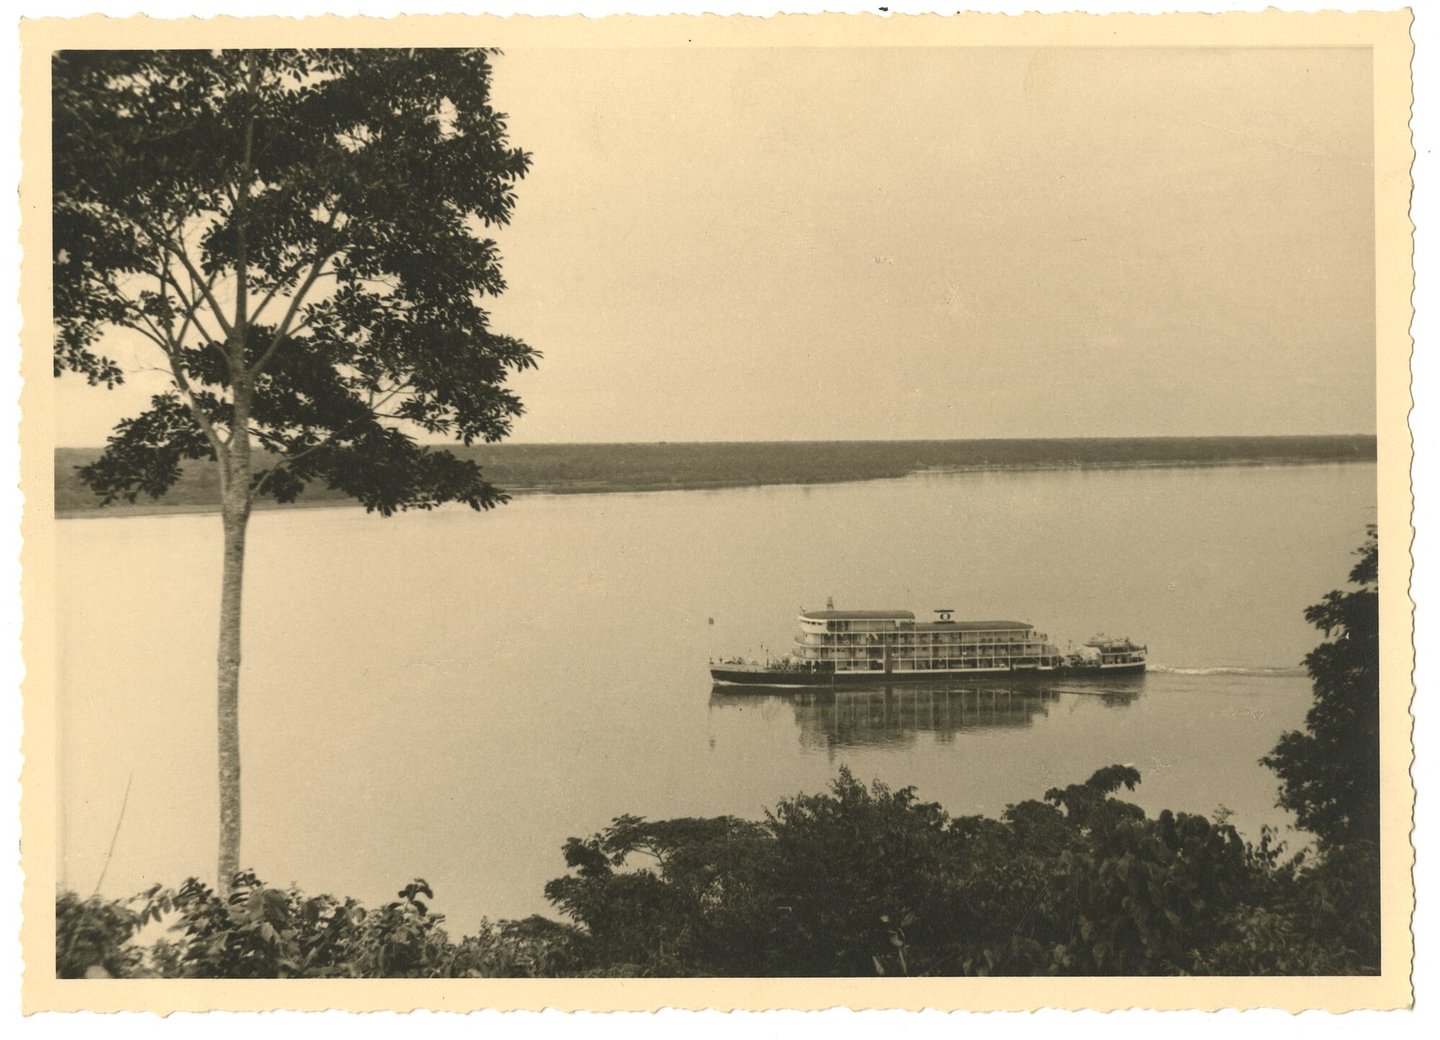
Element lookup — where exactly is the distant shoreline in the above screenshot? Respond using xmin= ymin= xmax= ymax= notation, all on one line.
xmin=54 ymin=436 xmax=1377 ymax=520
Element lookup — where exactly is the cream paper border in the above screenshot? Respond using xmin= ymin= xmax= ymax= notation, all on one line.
xmin=16 ymin=9 xmax=1415 ymax=1013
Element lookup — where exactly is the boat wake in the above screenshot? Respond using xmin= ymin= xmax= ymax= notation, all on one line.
xmin=1148 ymin=664 xmax=1306 ymax=678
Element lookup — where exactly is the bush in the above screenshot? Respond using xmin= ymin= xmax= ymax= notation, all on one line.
xmin=56 ymin=874 xmax=587 ymax=979
xmin=537 ymin=765 xmax=1313 ymax=977
xmin=56 ymin=891 xmax=147 ymax=978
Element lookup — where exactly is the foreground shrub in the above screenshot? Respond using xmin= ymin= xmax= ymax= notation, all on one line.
xmin=540 ymin=765 xmax=1316 ymax=977
xmin=55 ymin=891 xmax=147 ymax=978
xmin=56 ymin=873 xmax=587 ymax=980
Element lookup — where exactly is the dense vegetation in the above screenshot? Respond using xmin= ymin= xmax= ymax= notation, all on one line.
xmin=1263 ymin=530 xmax=1381 ymax=852
xmin=57 ymin=532 xmax=1383 ymax=978
xmin=56 ymin=435 xmax=1376 ymax=515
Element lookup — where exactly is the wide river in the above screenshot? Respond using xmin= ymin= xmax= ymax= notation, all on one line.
xmin=57 ymin=461 xmax=1375 ymax=933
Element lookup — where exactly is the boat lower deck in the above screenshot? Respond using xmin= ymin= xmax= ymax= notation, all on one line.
xmin=711 ymin=661 xmax=1147 ymax=688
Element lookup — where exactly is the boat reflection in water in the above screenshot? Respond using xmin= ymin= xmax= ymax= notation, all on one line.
xmin=709 ymin=676 xmax=1144 ymax=752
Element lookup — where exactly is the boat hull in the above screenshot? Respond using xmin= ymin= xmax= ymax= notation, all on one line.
xmin=710 ymin=661 xmax=1146 ymax=688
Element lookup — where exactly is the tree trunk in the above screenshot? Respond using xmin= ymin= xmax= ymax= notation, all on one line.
xmin=218 ymin=120 xmax=254 ymax=887
xmin=216 ymin=426 xmax=252 ymax=893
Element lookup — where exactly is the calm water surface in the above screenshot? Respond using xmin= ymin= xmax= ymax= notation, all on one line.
xmin=58 ymin=462 xmax=1375 ymax=932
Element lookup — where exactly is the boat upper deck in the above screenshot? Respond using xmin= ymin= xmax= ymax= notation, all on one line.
xmin=799 ymin=609 xmax=1035 ymax=635
xmin=801 ymin=609 xmax=915 ymax=622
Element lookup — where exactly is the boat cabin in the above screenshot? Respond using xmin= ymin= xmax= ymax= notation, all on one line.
xmin=791 ymin=609 xmax=1060 ymax=673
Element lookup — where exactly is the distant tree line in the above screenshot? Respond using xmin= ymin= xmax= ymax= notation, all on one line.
xmin=57 ymin=531 xmax=1381 ymax=978
xmin=55 ymin=435 xmax=1378 ymax=514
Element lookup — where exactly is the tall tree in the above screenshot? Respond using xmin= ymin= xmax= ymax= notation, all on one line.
xmin=1262 ymin=527 xmax=1380 ymax=850
xmin=53 ymin=49 xmax=537 ymax=888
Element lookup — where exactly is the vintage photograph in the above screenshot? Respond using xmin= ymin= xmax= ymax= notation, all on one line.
xmin=19 ymin=9 xmax=1415 ymax=1013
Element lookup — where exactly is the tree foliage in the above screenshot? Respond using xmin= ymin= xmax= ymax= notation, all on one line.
xmin=1261 ymin=528 xmax=1381 ymax=850
xmin=58 ymin=873 xmax=588 ymax=980
xmin=55 ymin=892 xmax=148 ymax=979
xmin=535 ymin=766 xmax=1329 ymax=977
xmin=54 ymin=48 xmax=537 ymax=513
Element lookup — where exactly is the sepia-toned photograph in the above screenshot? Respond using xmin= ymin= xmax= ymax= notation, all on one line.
xmin=16 ymin=7 xmax=1416 ymax=1014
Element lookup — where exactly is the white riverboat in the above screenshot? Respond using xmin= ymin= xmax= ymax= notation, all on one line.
xmin=711 ymin=607 xmax=1146 ymax=688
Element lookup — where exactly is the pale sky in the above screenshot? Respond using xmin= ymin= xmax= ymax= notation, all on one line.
xmin=54 ymin=45 xmax=1377 ymax=444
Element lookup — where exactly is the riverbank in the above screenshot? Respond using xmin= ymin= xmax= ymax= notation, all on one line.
xmin=55 ymin=435 xmax=1375 ymax=518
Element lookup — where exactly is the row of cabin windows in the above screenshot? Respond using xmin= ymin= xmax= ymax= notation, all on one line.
xmin=795 ymin=645 xmax=1051 ymax=661
xmin=798 ymin=633 xmax=1037 ymax=647
xmin=815 ymin=657 xmax=1061 ymax=671
xmin=815 ymin=619 xmax=1040 ymax=636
